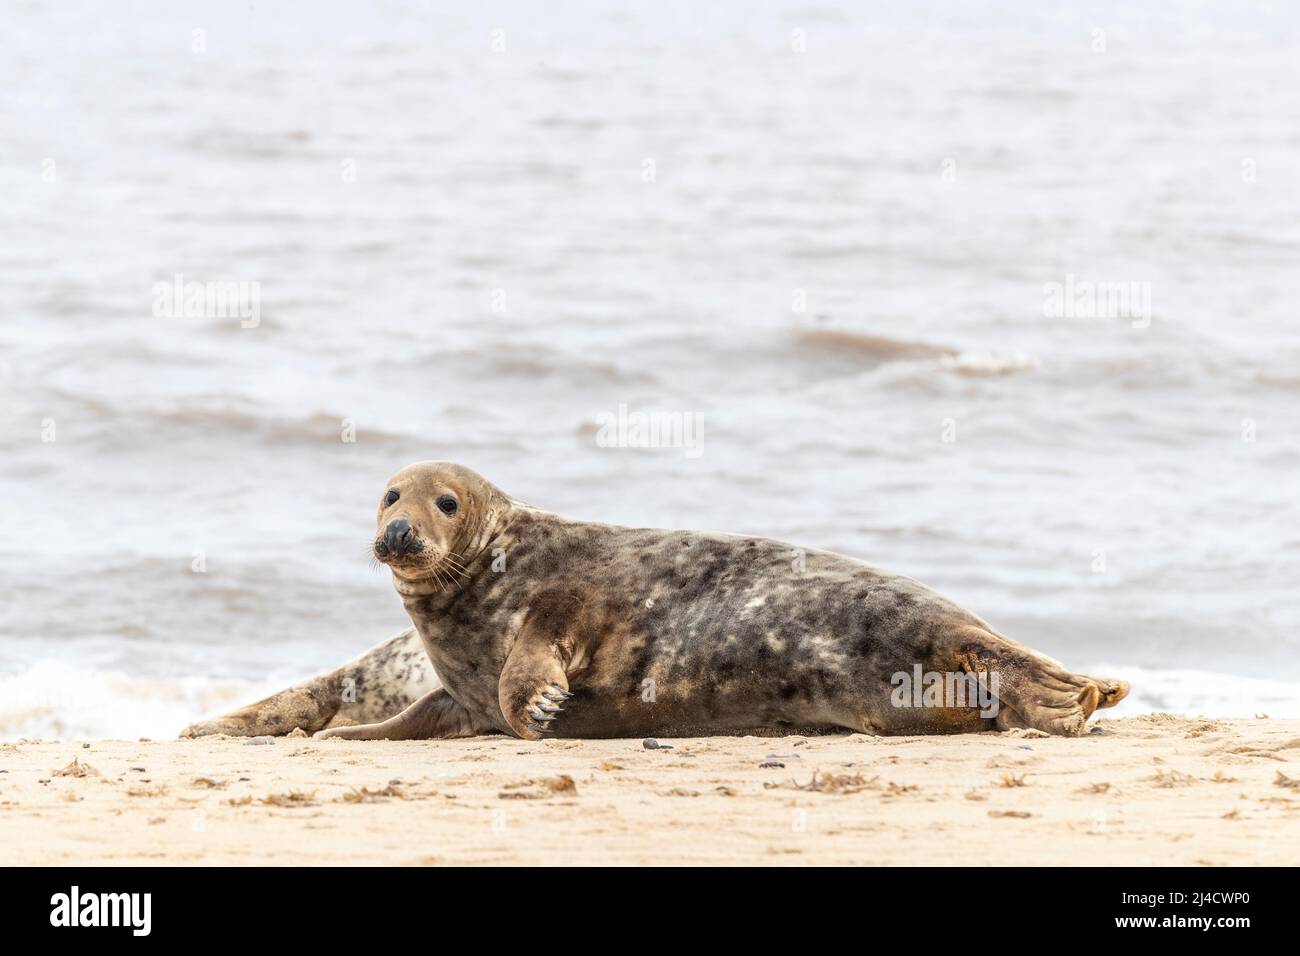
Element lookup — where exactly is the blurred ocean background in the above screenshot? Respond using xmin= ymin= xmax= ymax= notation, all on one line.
xmin=2 ymin=0 xmax=1298 ymax=739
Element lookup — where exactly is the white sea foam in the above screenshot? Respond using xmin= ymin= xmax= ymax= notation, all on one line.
xmin=1092 ymin=666 xmax=1300 ymax=721
xmin=0 ymin=661 xmax=277 ymax=741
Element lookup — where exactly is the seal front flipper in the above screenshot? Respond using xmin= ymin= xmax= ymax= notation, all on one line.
xmin=314 ymin=688 xmax=486 ymax=740
xmin=499 ymin=653 xmax=572 ymax=740
xmin=497 ymin=591 xmax=584 ymax=740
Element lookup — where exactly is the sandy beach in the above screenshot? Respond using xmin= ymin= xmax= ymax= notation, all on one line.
xmin=2 ymin=715 xmax=1297 ymax=866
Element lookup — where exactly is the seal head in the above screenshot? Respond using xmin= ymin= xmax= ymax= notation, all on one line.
xmin=372 ymin=461 xmax=507 ymax=594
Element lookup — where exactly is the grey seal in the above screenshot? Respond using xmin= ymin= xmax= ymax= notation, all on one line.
xmin=182 ymin=461 xmax=1128 ymax=740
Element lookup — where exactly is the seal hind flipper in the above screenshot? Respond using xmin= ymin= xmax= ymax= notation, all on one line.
xmin=952 ymin=627 xmax=1125 ymax=737
xmin=1085 ymin=674 xmax=1130 ymax=709
xmin=179 ymin=684 xmax=338 ymax=739
xmin=180 ymin=626 xmax=438 ymax=738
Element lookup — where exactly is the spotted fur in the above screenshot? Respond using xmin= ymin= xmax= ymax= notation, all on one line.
xmin=184 ymin=462 xmax=1128 ymax=740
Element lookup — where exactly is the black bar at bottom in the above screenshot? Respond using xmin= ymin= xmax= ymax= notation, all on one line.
xmin=0 ymin=866 xmax=1283 ymax=938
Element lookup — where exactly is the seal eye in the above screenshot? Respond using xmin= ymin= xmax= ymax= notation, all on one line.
xmin=383 ymin=489 xmax=399 ymax=507
xmin=436 ymin=494 xmax=458 ymax=516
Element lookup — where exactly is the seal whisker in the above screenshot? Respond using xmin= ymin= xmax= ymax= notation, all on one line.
xmin=441 ymin=554 xmax=471 ymax=576
xmin=433 ymin=553 xmax=470 ymax=592
xmin=436 ymin=563 xmax=463 ymax=593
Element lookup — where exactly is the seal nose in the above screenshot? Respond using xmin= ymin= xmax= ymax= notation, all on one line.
xmin=384 ymin=518 xmax=415 ymax=556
